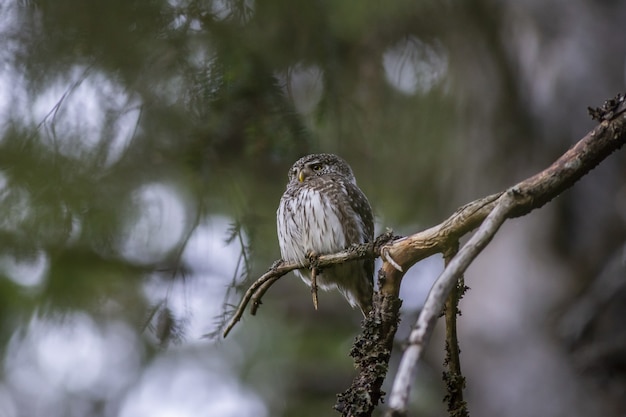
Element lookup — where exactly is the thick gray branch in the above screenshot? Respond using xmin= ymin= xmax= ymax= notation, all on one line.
xmin=380 ymin=100 xmax=626 ymax=416
xmin=387 ymin=190 xmax=515 ymax=413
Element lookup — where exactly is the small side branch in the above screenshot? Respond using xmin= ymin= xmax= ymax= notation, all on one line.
xmin=222 ymin=244 xmax=377 ymax=337
xmin=222 ymin=261 xmax=291 ymax=337
xmin=311 ymin=267 xmax=319 ymax=310
xmin=442 ymin=244 xmax=469 ymax=417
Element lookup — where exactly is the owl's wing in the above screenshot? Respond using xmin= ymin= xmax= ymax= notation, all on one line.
xmin=344 ymin=181 xmax=375 ymax=306
xmin=344 ymin=182 xmax=375 ymax=244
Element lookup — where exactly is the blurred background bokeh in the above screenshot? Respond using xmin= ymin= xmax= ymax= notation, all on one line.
xmin=0 ymin=0 xmax=625 ymax=416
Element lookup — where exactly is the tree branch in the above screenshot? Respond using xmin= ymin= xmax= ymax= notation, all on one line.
xmin=387 ymin=190 xmax=515 ymax=415
xmin=222 ymin=243 xmax=378 ymax=337
xmin=224 ymin=94 xmax=626 ymax=416
xmin=380 ymin=95 xmax=626 ymax=415
xmin=442 ymin=244 xmax=468 ymax=417
xmin=333 ymin=95 xmax=626 ymax=416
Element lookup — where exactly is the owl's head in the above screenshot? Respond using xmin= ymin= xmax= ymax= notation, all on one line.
xmin=287 ymin=153 xmax=356 ymax=185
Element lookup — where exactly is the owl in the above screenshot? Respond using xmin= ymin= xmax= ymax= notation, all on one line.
xmin=276 ymin=153 xmax=375 ymax=315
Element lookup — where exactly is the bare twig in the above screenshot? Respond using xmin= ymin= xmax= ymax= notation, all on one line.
xmin=442 ymin=243 xmax=469 ymax=417
xmin=223 ymin=260 xmax=291 ymax=337
xmin=222 ymin=244 xmax=376 ymax=337
xmin=249 ymin=271 xmax=286 ymax=315
xmin=311 ymin=267 xmax=319 ymax=310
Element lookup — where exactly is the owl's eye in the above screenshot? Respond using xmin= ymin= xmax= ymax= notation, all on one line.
xmin=311 ymin=164 xmax=323 ymax=171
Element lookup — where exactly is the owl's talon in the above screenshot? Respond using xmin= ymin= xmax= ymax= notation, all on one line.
xmin=306 ymin=251 xmax=320 ymax=267
xmin=270 ymin=259 xmax=284 ymax=270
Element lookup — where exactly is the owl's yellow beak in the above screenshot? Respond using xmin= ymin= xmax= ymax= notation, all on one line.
xmin=298 ymin=169 xmax=305 ymax=182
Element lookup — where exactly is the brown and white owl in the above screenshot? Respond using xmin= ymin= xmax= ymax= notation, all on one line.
xmin=276 ymin=153 xmax=374 ymax=315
